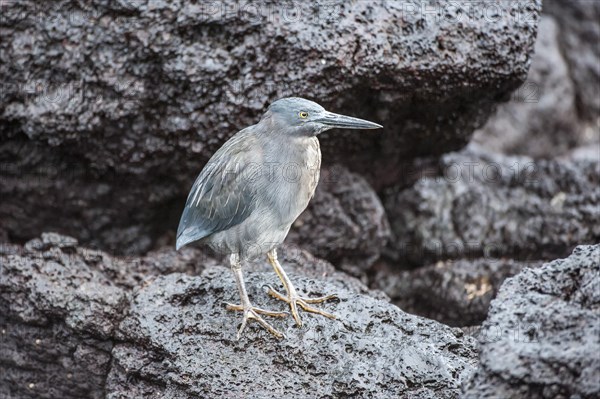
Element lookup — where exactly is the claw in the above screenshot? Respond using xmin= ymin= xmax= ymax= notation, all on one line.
xmin=225 ymin=303 xmax=287 ymax=339
xmin=266 ymin=285 xmax=337 ymax=327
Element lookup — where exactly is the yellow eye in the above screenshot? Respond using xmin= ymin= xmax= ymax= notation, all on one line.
xmin=299 ymin=111 xmax=309 ymax=119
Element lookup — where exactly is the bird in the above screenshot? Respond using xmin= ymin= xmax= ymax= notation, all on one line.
xmin=176 ymin=97 xmax=382 ymax=339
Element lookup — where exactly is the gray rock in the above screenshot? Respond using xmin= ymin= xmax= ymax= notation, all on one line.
xmin=544 ymin=0 xmax=600 ymax=123
xmin=40 ymin=231 xmax=79 ymax=248
xmin=13 ymin=233 xmax=380 ymax=297
xmin=124 ymin=242 xmax=386 ymax=299
xmin=473 ymin=16 xmax=582 ymax=158
xmin=373 ymin=258 xmax=544 ymax=327
xmin=2 ymin=234 xmax=475 ymax=398
xmin=0 ymin=0 xmax=542 ymax=254
xmin=287 ymin=165 xmax=391 ymax=271
xmin=564 ymin=142 xmax=600 ymax=163
xmin=0 ymin=237 xmax=129 ymax=399
xmin=111 ymin=270 xmax=477 ymax=399
xmin=244 ymin=243 xmax=390 ymax=301
xmin=384 ymin=144 xmax=600 ymax=265
xmin=463 ymin=245 xmax=600 ymax=398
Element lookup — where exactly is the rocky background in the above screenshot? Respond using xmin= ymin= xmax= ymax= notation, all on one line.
xmin=1 ymin=0 xmax=598 ymax=398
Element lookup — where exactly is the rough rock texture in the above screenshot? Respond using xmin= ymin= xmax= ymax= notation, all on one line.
xmin=544 ymin=0 xmax=600 ymax=123
xmin=473 ymin=16 xmax=581 ymax=158
xmin=564 ymin=142 xmax=600 ymax=163
xmin=0 ymin=0 xmax=542 ymax=254
xmin=384 ymin=144 xmax=600 ymax=265
xmin=288 ymin=165 xmax=391 ymax=272
xmin=1 ymin=232 xmax=383 ymax=298
xmin=0 ymin=235 xmax=128 ymax=399
xmin=1 ymin=234 xmax=475 ymax=398
xmin=111 ymin=271 xmax=477 ymax=399
xmin=244 ymin=243 xmax=390 ymax=301
xmin=373 ymin=257 xmax=544 ymax=327
xmin=464 ymin=245 xmax=600 ymax=398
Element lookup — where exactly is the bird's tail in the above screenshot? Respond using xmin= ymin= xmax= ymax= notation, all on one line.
xmin=175 ymin=226 xmax=206 ymax=250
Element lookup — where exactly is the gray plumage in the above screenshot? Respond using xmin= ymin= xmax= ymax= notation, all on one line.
xmin=176 ymin=97 xmax=381 ymax=257
xmin=176 ymin=97 xmax=382 ymax=338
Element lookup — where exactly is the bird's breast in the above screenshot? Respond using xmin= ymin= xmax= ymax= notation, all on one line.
xmin=262 ymin=136 xmax=321 ymax=226
xmin=286 ymin=136 xmax=321 ymax=199
xmin=303 ymin=137 xmax=321 ymax=199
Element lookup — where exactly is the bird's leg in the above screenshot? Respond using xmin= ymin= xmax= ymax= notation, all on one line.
xmin=266 ymin=248 xmax=337 ymax=327
xmin=224 ymin=253 xmax=287 ymax=339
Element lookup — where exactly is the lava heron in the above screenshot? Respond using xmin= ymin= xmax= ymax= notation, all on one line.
xmin=176 ymin=97 xmax=382 ymax=338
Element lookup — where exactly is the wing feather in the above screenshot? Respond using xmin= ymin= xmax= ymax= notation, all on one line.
xmin=176 ymin=130 xmax=261 ymax=249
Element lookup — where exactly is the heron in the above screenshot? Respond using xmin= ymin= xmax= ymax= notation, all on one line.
xmin=176 ymin=97 xmax=382 ymax=339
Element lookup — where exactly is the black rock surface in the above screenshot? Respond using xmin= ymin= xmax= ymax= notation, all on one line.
xmin=373 ymin=257 xmax=544 ymax=327
xmin=472 ymin=16 xmax=582 ymax=158
xmin=1 ymin=234 xmax=477 ymax=398
xmin=384 ymin=144 xmax=600 ymax=265
xmin=0 ymin=0 xmax=542 ymax=254
xmin=464 ymin=245 xmax=600 ymax=398
xmin=112 ymin=271 xmax=477 ymax=398
xmin=287 ymin=165 xmax=391 ymax=271
xmin=544 ymin=0 xmax=600 ymax=123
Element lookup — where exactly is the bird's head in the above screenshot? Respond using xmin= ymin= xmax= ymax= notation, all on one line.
xmin=264 ymin=97 xmax=382 ymax=136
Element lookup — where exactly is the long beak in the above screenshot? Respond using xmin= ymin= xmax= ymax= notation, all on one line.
xmin=316 ymin=111 xmax=383 ymax=130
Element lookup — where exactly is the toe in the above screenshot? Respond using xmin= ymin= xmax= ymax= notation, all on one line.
xmin=253 ymin=307 xmax=289 ymax=318
xmin=300 ymin=293 xmax=338 ymax=304
xmin=225 ymin=302 xmax=244 ymax=311
xmin=236 ymin=315 xmax=249 ymax=339
xmin=251 ymin=312 xmax=285 ymax=339
xmin=266 ymin=285 xmax=288 ymax=302
xmin=290 ymin=300 xmax=303 ymax=327
xmin=298 ymin=301 xmax=336 ymax=320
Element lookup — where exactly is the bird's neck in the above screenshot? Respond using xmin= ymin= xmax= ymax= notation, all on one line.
xmin=269 ymin=134 xmax=320 ymax=165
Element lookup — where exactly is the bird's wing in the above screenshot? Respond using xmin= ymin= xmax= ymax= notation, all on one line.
xmin=176 ymin=130 xmax=261 ymax=249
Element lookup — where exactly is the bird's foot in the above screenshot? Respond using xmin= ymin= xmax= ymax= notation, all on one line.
xmin=225 ymin=303 xmax=287 ymax=339
xmin=266 ymin=286 xmax=337 ymax=327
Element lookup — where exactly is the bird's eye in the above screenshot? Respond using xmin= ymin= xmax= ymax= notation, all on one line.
xmin=299 ymin=111 xmax=309 ymax=119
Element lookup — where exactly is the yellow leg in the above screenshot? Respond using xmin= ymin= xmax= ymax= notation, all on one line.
xmin=224 ymin=253 xmax=287 ymax=339
xmin=266 ymin=248 xmax=337 ymax=327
